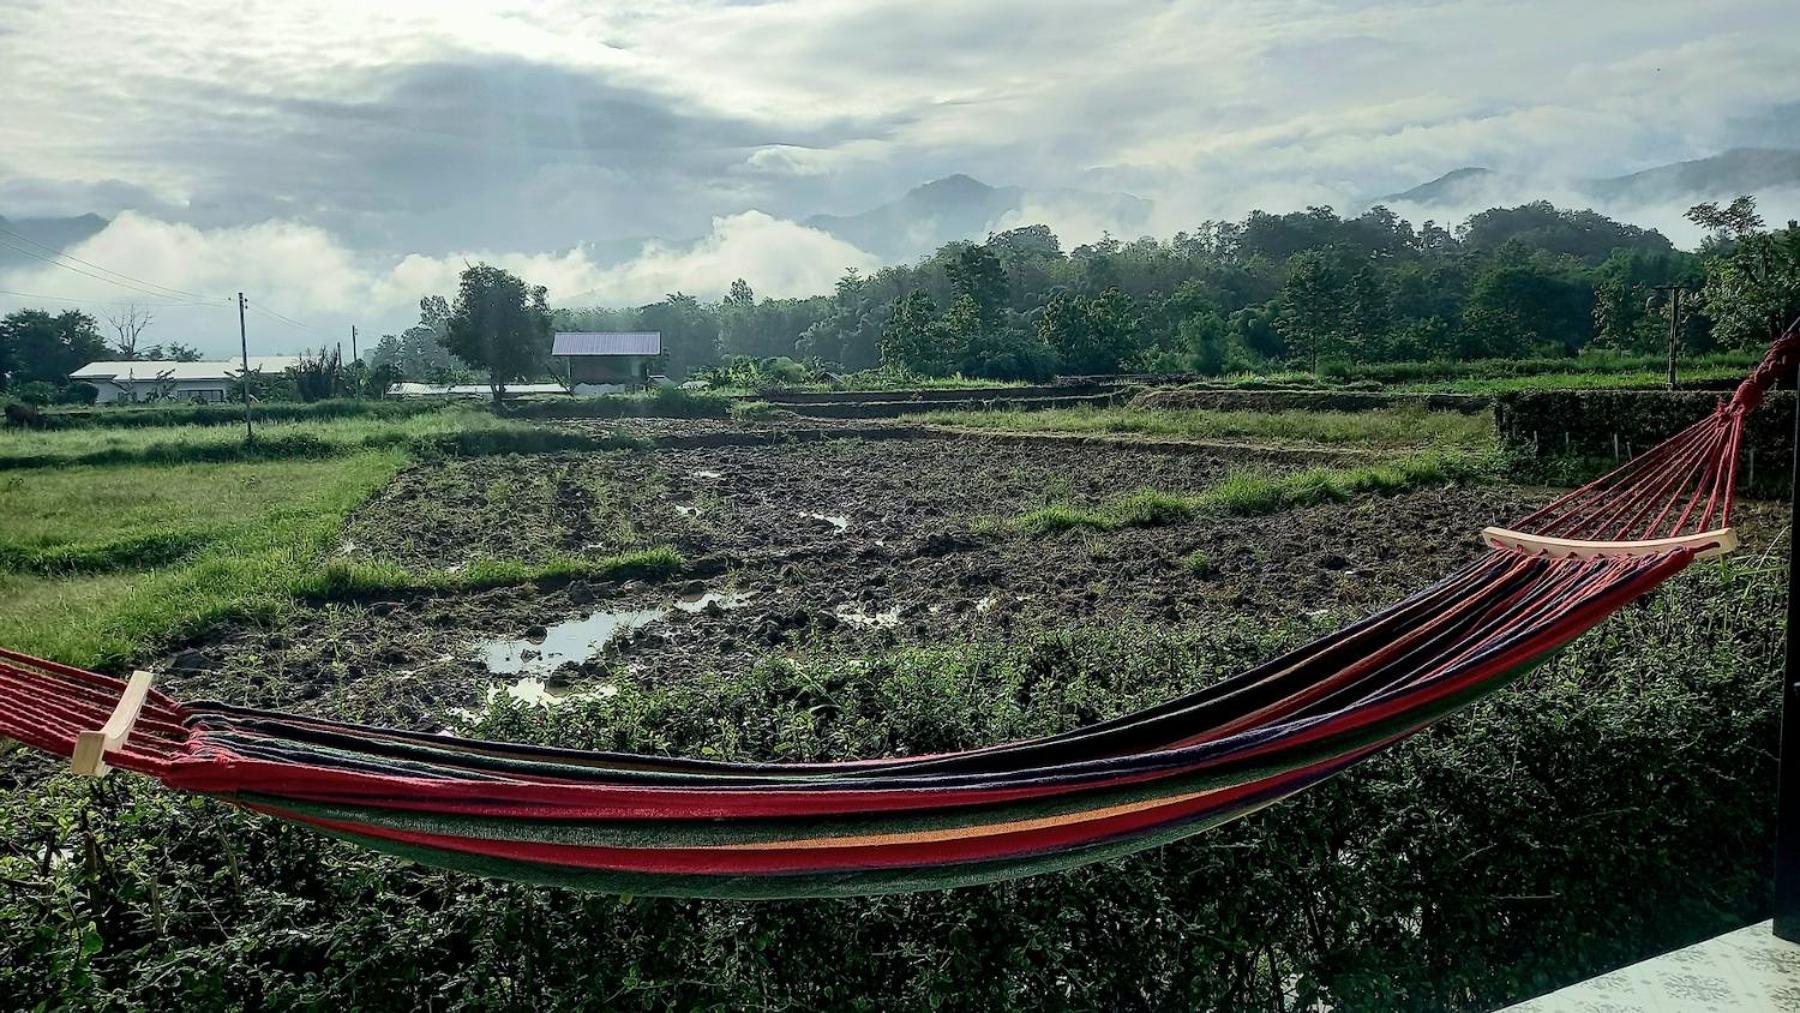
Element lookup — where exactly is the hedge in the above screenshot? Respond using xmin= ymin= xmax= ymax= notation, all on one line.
xmin=1496 ymin=389 xmax=1796 ymax=485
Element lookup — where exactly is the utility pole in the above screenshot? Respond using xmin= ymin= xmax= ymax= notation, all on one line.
xmin=1652 ymin=284 xmax=1692 ymax=389
xmin=1779 ymin=357 xmax=1800 ymax=942
xmin=351 ymin=324 xmax=358 ymax=363
xmin=237 ymin=292 xmax=253 ymax=442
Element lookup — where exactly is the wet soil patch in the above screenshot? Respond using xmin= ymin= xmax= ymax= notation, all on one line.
xmin=174 ymin=430 xmax=1789 ymax=734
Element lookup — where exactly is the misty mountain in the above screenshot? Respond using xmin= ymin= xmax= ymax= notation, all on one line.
xmin=804 ymin=174 xmax=1152 ymax=261
xmin=1584 ymin=148 xmax=1800 ymax=204
xmin=0 ymin=212 xmax=109 ymax=271
xmin=1378 ymin=167 xmax=1505 ymax=206
xmin=1378 ymin=148 xmax=1800 ymax=213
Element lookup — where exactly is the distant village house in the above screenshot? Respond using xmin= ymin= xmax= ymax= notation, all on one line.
xmin=70 ymin=357 xmax=302 ymax=404
xmin=552 ymin=332 xmax=663 ymax=391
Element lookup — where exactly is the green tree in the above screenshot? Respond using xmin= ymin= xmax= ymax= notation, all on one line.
xmin=1038 ymin=288 xmax=1141 ymax=374
xmin=440 ymin=264 xmax=553 ymax=406
xmin=946 ymin=244 xmax=1008 ymax=327
xmin=0 ymin=309 xmax=110 ymax=390
xmin=879 ymin=291 xmax=951 ymax=376
xmin=1274 ymin=252 xmax=1346 ymax=371
xmin=1688 ymin=197 xmax=1800 ymax=348
xmin=637 ymin=292 xmax=719 ymax=379
xmin=1459 ymin=246 xmax=1591 ymax=357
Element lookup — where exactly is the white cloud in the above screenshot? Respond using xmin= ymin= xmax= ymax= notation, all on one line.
xmin=0 ymin=210 xmax=876 ymax=356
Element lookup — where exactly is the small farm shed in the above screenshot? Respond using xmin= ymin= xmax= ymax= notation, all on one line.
xmin=70 ymin=357 xmax=302 ymax=404
xmin=552 ymin=332 xmax=663 ymax=387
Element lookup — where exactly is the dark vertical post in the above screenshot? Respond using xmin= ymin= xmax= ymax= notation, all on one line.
xmin=238 ymin=292 xmax=253 ymax=442
xmin=1667 ymin=289 xmax=1681 ymax=390
xmin=1777 ymin=360 xmax=1800 ymax=941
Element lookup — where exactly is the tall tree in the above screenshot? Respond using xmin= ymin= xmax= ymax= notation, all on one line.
xmin=0 ymin=309 xmax=110 ymax=389
xmin=440 ymin=264 xmax=553 ymax=406
xmin=1274 ymin=252 xmax=1347 ymax=370
xmin=879 ymin=291 xmax=950 ymax=376
xmin=1688 ymin=197 xmax=1800 ymax=348
xmin=637 ymin=292 xmax=719 ymax=379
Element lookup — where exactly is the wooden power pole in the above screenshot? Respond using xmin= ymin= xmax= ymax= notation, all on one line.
xmin=351 ymin=324 xmax=358 ymax=363
xmin=237 ymin=292 xmax=253 ymax=441
xmin=1652 ymin=285 xmax=1692 ymax=389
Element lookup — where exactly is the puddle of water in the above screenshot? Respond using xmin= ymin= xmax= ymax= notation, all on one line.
xmin=476 ymin=589 xmax=757 ymax=676
xmin=834 ymin=605 xmax=901 ymax=629
xmin=495 ymin=677 xmax=620 ymax=707
xmin=338 ymin=538 xmax=359 ymax=556
xmin=674 ymin=504 xmax=700 ymax=517
xmin=976 ymin=594 xmax=1000 ymax=613
xmin=691 ymin=469 xmax=723 ymax=479
xmin=800 ymin=511 xmax=850 ymax=533
xmin=480 ymin=605 xmax=665 ymax=675
xmin=675 ymin=589 xmax=755 ymax=612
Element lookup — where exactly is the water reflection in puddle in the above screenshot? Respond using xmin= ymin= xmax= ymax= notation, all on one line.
xmin=476 ymin=589 xmax=755 ymax=677
xmin=691 ymin=469 xmax=723 ymax=479
xmin=834 ymin=605 xmax=900 ymax=628
xmin=800 ymin=511 xmax=850 ymax=533
xmin=496 ymin=678 xmax=621 ymax=706
xmin=674 ymin=504 xmax=700 ymax=517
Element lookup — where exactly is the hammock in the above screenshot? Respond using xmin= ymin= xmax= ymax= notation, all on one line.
xmin=2 ymin=331 xmax=1796 ymax=900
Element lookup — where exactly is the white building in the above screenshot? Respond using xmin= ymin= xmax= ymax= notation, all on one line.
xmin=70 ymin=357 xmax=303 ymax=405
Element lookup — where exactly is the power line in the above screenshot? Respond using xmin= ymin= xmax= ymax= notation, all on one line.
xmin=0 ymin=287 xmax=229 ymax=309
xmin=0 ymin=224 xmax=221 ymax=303
xmin=243 ymin=299 xmax=318 ymax=333
xmin=0 ymin=236 xmax=224 ymax=306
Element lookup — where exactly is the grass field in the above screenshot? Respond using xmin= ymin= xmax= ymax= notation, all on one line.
xmin=0 ymin=412 xmax=662 ymax=667
xmin=0 ymin=452 xmax=407 ymax=665
xmin=912 ymin=404 xmax=1498 ymax=451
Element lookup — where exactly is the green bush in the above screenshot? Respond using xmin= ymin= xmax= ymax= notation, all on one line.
xmin=1496 ymin=389 xmax=1793 ymax=487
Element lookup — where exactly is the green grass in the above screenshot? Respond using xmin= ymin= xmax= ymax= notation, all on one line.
xmin=295 ymin=546 xmax=683 ymax=599
xmin=39 ymin=397 xmax=449 ymax=430
xmin=0 ymin=411 xmax=635 ymax=469
xmin=727 ymin=400 xmax=784 ymax=423
xmin=1008 ymin=452 xmax=1486 ymax=536
xmin=0 ymin=451 xmax=408 ymax=666
xmin=912 ymin=405 xmax=1497 ymax=451
xmin=1392 ymin=363 xmax=1755 ymax=395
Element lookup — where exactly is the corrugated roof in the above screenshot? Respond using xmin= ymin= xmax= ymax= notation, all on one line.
xmin=70 ymin=356 xmax=303 ymax=382
xmin=552 ymin=331 xmax=662 ymax=357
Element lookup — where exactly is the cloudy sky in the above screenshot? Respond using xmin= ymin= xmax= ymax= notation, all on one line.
xmin=1 ymin=0 xmax=1797 ymax=355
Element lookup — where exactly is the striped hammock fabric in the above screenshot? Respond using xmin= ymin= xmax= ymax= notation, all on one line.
xmin=1 ymin=330 xmax=1795 ymax=899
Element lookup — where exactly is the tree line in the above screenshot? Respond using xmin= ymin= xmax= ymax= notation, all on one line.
xmin=556 ymin=196 xmax=1800 ymax=382
xmin=6 ymin=196 xmax=1798 ymax=406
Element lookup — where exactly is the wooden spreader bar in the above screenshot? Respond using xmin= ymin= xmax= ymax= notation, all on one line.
xmin=71 ymin=669 xmax=156 ymax=777
xmin=1481 ymin=526 xmax=1739 ymax=561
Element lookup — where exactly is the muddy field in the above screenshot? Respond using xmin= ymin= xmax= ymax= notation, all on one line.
xmin=163 ymin=429 xmax=1784 ymax=733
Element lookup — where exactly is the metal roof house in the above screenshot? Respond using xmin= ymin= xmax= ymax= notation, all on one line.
xmin=552 ymin=332 xmax=663 ymax=389
xmin=70 ymin=357 xmax=303 ymax=404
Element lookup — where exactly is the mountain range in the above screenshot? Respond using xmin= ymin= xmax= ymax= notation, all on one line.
xmin=1378 ymin=147 xmax=1800 ymax=210
xmin=0 ymin=212 xmax=108 ymax=272
xmin=803 ymin=174 xmax=1152 ymax=260
xmin=7 ymin=148 xmax=1800 ymax=282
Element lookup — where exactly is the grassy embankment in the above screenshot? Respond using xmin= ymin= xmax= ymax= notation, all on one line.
xmin=910 ymin=405 xmax=1499 ymax=536
xmin=911 ymin=404 xmax=1497 ymax=451
xmin=1179 ymin=349 xmax=1761 ymax=394
xmin=0 ymin=412 xmax=677 ymax=668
